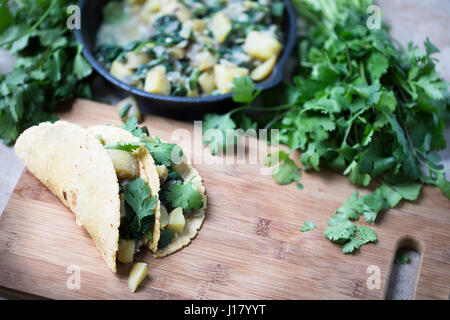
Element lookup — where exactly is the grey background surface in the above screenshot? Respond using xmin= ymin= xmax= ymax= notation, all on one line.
xmin=0 ymin=0 xmax=449 ymax=299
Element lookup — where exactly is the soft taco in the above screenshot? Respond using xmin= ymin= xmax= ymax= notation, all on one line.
xmin=14 ymin=119 xmax=206 ymax=274
xmin=91 ymin=119 xmax=207 ymax=259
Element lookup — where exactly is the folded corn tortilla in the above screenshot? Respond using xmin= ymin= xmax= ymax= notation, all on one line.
xmin=15 ymin=121 xmax=160 ymax=272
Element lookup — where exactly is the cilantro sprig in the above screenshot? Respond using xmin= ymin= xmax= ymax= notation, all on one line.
xmin=120 ymin=177 xmax=157 ymax=240
xmin=104 ymin=141 xmax=142 ymax=152
xmin=166 ymin=181 xmax=203 ymax=212
xmin=121 ymin=117 xmax=183 ymax=166
xmin=300 ymin=221 xmax=316 ymax=232
xmin=123 ymin=178 xmax=157 ymax=228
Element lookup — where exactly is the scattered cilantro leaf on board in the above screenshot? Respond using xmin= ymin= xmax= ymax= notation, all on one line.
xmin=123 ymin=178 xmax=157 ymax=228
xmin=166 ymin=182 xmax=203 ymax=211
xmin=300 ymin=221 xmax=316 ymax=232
xmin=342 ymin=237 xmax=367 ymax=254
xmin=395 ymin=250 xmax=410 ymax=264
xmin=324 ymin=217 xmax=356 ymax=244
xmin=356 ymin=226 xmax=378 ymax=243
xmin=264 ymin=151 xmax=301 ymax=185
xmin=104 ymin=141 xmax=142 ymax=152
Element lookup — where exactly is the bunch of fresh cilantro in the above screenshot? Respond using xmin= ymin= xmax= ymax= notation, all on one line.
xmin=0 ymin=0 xmax=92 ymax=145
xmin=202 ymin=0 xmax=450 ymax=253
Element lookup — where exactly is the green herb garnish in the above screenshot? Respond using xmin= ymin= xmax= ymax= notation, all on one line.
xmin=166 ymin=182 xmax=203 ymax=212
xmin=300 ymin=221 xmax=316 ymax=232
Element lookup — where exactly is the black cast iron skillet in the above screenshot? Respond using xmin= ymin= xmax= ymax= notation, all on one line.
xmin=75 ymin=0 xmax=297 ymax=119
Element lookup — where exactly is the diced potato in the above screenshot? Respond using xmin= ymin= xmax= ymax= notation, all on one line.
xmin=159 ymin=205 xmax=169 ymax=228
xmin=244 ymin=0 xmax=257 ymax=9
xmin=116 ymin=96 xmax=141 ymax=122
xmin=174 ymin=4 xmax=191 ymax=22
xmin=250 ymin=56 xmax=277 ymax=81
xmin=184 ymin=19 xmax=206 ymax=32
xmin=117 ymin=239 xmax=135 ymax=264
xmin=197 ymin=35 xmax=215 ymax=47
xmin=187 ymin=89 xmax=199 ymax=97
xmin=110 ymin=61 xmax=133 ymax=80
xmin=166 ymin=207 xmax=185 ymax=234
xmin=142 ymin=0 xmax=161 ymax=13
xmin=198 ymin=70 xmax=216 ymax=94
xmin=125 ymin=52 xmax=151 ymax=70
xmin=243 ymin=31 xmax=282 ymax=60
xmin=214 ymin=64 xmax=249 ymax=94
xmin=107 ymin=149 xmax=139 ymax=180
xmin=161 ymin=1 xmax=191 ymax=22
xmin=144 ymin=66 xmax=171 ymax=95
xmin=210 ymin=12 xmax=232 ymax=43
xmin=194 ymin=50 xmax=216 ymax=71
xmin=156 ymin=164 xmax=168 ymax=183
xmin=168 ymin=46 xmax=186 ymax=59
xmin=128 ymin=262 xmax=148 ymax=293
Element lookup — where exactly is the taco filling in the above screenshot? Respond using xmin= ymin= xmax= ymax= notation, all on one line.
xmin=155 ymin=156 xmax=204 ymax=251
xmin=90 ymin=126 xmax=160 ymax=265
xmin=93 ymin=118 xmax=206 ymax=261
xmin=108 ymin=148 xmax=157 ymax=264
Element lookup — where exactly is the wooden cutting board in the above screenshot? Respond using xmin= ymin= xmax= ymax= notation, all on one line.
xmin=0 ymin=99 xmax=449 ymax=300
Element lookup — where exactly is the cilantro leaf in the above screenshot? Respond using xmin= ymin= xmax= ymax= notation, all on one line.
xmin=359 ymin=189 xmax=388 ymax=223
xmin=324 ymin=218 xmax=356 ymax=244
xmin=104 ymin=141 xmax=142 ymax=152
xmin=0 ymin=0 xmax=13 ymax=34
xmin=166 ymin=182 xmax=203 ymax=211
xmin=123 ymin=178 xmax=157 ymax=228
xmin=300 ymin=221 xmax=316 ymax=232
xmin=121 ymin=117 xmax=148 ymax=139
xmin=395 ymin=250 xmax=410 ymax=264
xmin=231 ymin=77 xmax=260 ymax=104
xmin=264 ymin=151 xmax=301 ymax=185
xmin=158 ymin=229 xmax=174 ymax=249
xmin=342 ymin=237 xmax=367 ymax=254
xmin=367 ymin=52 xmax=389 ymax=82
xmin=391 ymin=183 xmax=422 ymax=201
xmin=335 ymin=191 xmax=361 ymax=220
xmin=203 ymin=113 xmax=236 ymax=155
xmin=356 ymin=226 xmax=377 ymax=243
xmin=144 ymin=141 xmax=181 ymax=167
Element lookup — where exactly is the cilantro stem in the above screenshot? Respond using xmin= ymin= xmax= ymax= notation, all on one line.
xmin=228 ymin=103 xmax=292 ymax=117
xmin=341 ymin=107 xmax=368 ymax=147
xmin=0 ymin=0 xmax=57 ymax=47
xmin=264 ymin=110 xmax=289 ymax=130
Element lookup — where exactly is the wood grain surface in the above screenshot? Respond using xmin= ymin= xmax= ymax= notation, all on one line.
xmin=0 ymin=99 xmax=449 ymax=300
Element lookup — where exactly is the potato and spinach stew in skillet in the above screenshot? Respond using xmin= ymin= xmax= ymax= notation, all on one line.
xmin=96 ymin=0 xmax=285 ymax=97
